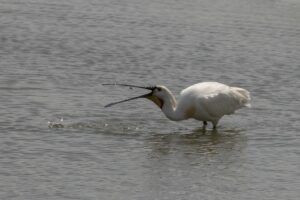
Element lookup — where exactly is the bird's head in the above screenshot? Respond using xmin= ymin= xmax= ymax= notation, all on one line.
xmin=146 ymin=85 xmax=169 ymax=109
xmin=103 ymin=84 xmax=169 ymax=109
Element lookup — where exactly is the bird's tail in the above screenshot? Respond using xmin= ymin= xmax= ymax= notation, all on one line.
xmin=230 ymin=87 xmax=251 ymax=108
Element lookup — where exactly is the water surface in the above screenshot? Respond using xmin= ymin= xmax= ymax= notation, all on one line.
xmin=0 ymin=0 xmax=299 ymax=199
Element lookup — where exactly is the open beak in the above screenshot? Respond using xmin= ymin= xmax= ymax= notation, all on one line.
xmin=104 ymin=92 xmax=153 ymax=108
xmin=103 ymin=84 xmax=155 ymax=108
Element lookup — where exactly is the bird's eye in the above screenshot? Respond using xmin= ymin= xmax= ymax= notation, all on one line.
xmin=157 ymin=88 xmax=162 ymax=92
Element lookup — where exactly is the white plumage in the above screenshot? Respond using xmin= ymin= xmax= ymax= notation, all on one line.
xmin=104 ymin=82 xmax=251 ymax=129
xmin=174 ymin=82 xmax=251 ymax=128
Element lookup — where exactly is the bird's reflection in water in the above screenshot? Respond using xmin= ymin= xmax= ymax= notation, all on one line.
xmin=142 ymin=128 xmax=247 ymax=194
xmin=145 ymin=127 xmax=247 ymax=159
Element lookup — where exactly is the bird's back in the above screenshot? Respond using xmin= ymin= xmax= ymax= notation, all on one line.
xmin=180 ymin=82 xmax=230 ymax=97
xmin=178 ymin=82 xmax=250 ymax=121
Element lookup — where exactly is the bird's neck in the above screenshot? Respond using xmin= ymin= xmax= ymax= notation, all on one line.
xmin=161 ymin=91 xmax=187 ymax=121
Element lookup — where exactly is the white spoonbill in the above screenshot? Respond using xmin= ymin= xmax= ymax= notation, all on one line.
xmin=104 ymin=82 xmax=251 ymax=129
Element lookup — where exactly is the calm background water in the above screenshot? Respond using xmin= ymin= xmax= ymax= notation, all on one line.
xmin=0 ymin=0 xmax=299 ymax=199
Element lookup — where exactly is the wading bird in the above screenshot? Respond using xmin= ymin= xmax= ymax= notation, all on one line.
xmin=103 ymin=82 xmax=251 ymax=129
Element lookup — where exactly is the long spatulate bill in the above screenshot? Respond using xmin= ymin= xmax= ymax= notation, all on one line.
xmin=103 ymin=83 xmax=156 ymax=107
xmin=102 ymin=83 xmax=155 ymax=90
xmin=104 ymin=93 xmax=151 ymax=108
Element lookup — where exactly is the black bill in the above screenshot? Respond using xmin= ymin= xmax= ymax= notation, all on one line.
xmin=103 ymin=84 xmax=155 ymax=108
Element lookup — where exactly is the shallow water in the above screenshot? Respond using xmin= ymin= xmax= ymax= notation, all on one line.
xmin=0 ymin=0 xmax=299 ymax=199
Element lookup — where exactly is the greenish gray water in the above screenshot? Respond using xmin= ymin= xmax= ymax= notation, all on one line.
xmin=0 ymin=0 xmax=299 ymax=199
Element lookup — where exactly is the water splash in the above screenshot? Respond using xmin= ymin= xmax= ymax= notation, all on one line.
xmin=47 ymin=118 xmax=142 ymax=135
xmin=48 ymin=118 xmax=65 ymax=128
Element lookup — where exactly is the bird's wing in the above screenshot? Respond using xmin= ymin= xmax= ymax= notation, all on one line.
xmin=197 ymin=92 xmax=242 ymax=117
xmin=180 ymin=82 xmax=250 ymax=118
xmin=180 ymin=82 xmax=227 ymax=96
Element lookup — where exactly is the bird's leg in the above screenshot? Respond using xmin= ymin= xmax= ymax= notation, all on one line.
xmin=203 ymin=121 xmax=207 ymax=129
xmin=212 ymin=120 xmax=218 ymax=130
